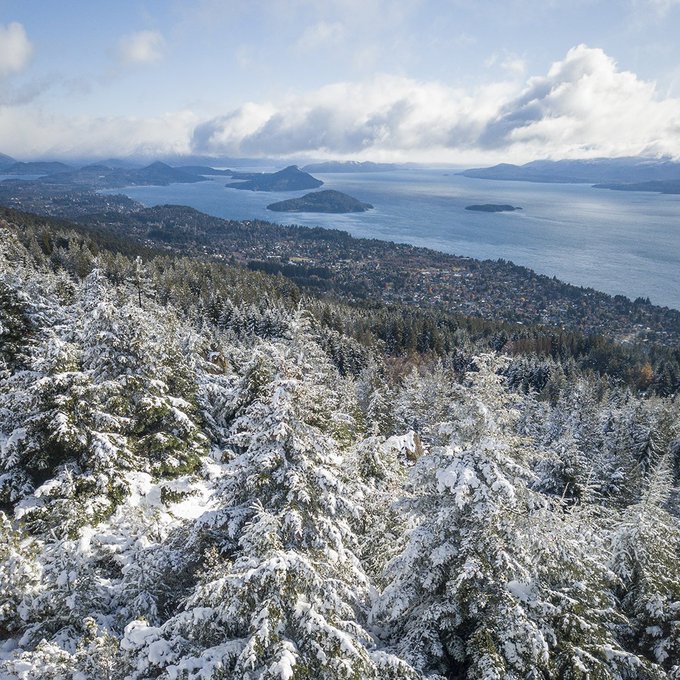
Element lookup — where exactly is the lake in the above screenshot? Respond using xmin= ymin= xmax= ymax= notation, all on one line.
xmin=103 ymin=168 xmax=680 ymax=310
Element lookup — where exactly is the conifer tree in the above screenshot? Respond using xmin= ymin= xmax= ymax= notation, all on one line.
xmin=123 ymin=328 xmax=419 ymax=678
xmin=375 ymin=356 xmax=654 ymax=679
xmin=611 ymin=457 xmax=680 ymax=675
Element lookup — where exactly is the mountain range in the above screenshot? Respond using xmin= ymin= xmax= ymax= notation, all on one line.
xmin=460 ymin=157 xmax=680 ymax=184
xmin=301 ymin=160 xmax=400 ymax=173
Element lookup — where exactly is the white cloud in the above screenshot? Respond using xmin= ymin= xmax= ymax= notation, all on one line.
xmin=191 ymin=45 xmax=680 ymax=161
xmin=501 ymin=56 xmax=527 ymax=77
xmin=479 ymin=45 xmax=680 ymax=158
xmin=3 ymin=44 xmax=680 ymax=163
xmin=118 ymin=30 xmax=165 ymax=65
xmin=0 ymin=22 xmax=33 ymax=78
xmin=485 ymin=51 xmax=527 ymax=78
xmin=191 ymin=75 xmax=500 ymax=158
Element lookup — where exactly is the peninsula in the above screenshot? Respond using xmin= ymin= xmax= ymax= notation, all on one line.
xmin=460 ymin=157 xmax=680 ymax=184
xmin=594 ymin=179 xmax=680 ymax=194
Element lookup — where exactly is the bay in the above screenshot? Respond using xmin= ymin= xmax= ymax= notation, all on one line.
xmin=102 ymin=168 xmax=680 ymax=310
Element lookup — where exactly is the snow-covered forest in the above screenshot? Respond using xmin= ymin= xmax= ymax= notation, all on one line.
xmin=1 ymin=215 xmax=679 ymax=679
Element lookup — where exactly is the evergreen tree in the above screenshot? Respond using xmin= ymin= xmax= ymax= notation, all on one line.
xmin=123 ymin=330 xmax=419 ymax=678
xmin=375 ymin=357 xmax=654 ymax=679
xmin=611 ymin=458 xmax=680 ymax=675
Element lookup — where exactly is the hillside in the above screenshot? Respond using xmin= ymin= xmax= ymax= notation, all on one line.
xmin=0 ymin=211 xmax=679 ymax=678
xmin=0 ymin=152 xmax=16 ymax=169
xmin=1 ymin=171 xmax=679 ymax=352
xmin=267 ymin=189 xmax=373 ymax=213
xmin=2 ymin=161 xmax=73 ymax=175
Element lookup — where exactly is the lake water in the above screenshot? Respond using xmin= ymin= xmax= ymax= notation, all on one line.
xmin=103 ymin=168 xmax=680 ymax=310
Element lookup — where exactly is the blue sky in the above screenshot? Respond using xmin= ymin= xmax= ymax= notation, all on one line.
xmin=1 ymin=0 xmax=680 ymax=162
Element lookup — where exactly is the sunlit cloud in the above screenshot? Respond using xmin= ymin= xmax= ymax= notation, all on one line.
xmin=2 ymin=44 xmax=680 ymax=163
xmin=191 ymin=45 xmax=680 ymax=161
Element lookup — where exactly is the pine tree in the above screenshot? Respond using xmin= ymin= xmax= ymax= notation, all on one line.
xmin=611 ymin=457 xmax=680 ymax=675
xmin=0 ymin=512 xmax=41 ymax=637
xmin=374 ymin=356 xmax=655 ymax=679
xmin=123 ymin=331 xmax=419 ymax=678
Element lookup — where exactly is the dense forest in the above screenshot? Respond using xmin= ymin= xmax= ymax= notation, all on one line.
xmin=1 ymin=210 xmax=679 ymax=678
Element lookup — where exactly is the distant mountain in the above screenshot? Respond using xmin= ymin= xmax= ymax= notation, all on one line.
xmin=594 ymin=179 xmax=680 ymax=194
xmin=133 ymin=161 xmax=205 ymax=184
xmin=0 ymin=152 xmax=16 ymax=170
xmin=460 ymin=157 xmax=680 ymax=184
xmin=267 ymin=189 xmax=373 ymax=213
xmin=301 ymin=161 xmax=399 ymax=173
xmin=176 ymin=165 xmax=232 ymax=177
xmin=3 ymin=161 xmax=73 ymax=175
xmin=100 ymin=158 xmax=140 ymax=169
xmin=226 ymin=165 xmax=323 ymax=191
xmin=33 ymin=161 xmax=207 ymax=188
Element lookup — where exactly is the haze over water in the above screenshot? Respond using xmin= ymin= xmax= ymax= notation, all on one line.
xmin=107 ymin=169 xmax=680 ymax=310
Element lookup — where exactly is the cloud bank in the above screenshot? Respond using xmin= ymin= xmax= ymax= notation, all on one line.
xmin=2 ymin=44 xmax=680 ymax=162
xmin=0 ymin=109 xmax=196 ymax=158
xmin=192 ymin=45 xmax=680 ymax=161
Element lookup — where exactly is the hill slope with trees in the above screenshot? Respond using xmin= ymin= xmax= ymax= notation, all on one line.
xmin=0 ymin=210 xmax=679 ymax=678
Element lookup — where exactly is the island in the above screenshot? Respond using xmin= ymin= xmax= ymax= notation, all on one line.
xmin=267 ymin=189 xmax=373 ymax=213
xmin=465 ymin=204 xmax=522 ymax=212
xmin=226 ymin=165 xmax=323 ymax=191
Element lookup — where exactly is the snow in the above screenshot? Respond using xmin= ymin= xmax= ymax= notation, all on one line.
xmin=147 ymin=638 xmax=174 ymax=664
xmin=506 ymin=580 xmax=532 ymax=603
xmin=268 ymin=643 xmax=298 ymax=680
xmin=2 ymin=235 xmax=678 ymax=680
xmin=121 ymin=620 xmax=161 ymax=650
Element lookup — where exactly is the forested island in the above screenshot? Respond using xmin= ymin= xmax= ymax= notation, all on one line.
xmin=226 ymin=165 xmax=323 ymax=191
xmin=465 ymin=204 xmax=522 ymax=212
xmin=267 ymin=189 xmax=373 ymax=213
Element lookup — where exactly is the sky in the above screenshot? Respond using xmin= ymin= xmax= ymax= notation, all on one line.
xmin=1 ymin=0 xmax=680 ymax=163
